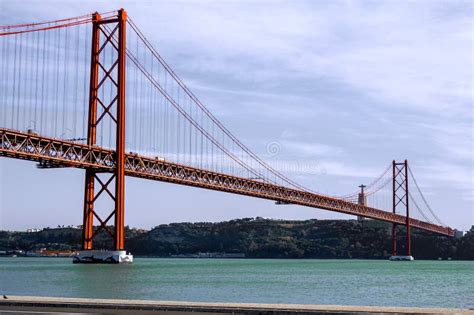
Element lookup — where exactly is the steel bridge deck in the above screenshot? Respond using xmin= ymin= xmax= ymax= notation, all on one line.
xmin=0 ymin=128 xmax=454 ymax=237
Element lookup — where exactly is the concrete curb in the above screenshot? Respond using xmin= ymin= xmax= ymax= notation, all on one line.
xmin=0 ymin=296 xmax=472 ymax=314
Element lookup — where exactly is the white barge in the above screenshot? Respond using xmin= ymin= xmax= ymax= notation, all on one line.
xmin=389 ymin=255 xmax=414 ymax=261
xmin=73 ymin=250 xmax=133 ymax=264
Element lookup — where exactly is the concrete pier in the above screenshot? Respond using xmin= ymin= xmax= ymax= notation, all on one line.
xmin=0 ymin=296 xmax=472 ymax=314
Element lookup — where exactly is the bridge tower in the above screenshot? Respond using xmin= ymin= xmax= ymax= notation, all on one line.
xmin=77 ymin=9 xmax=132 ymax=263
xmin=390 ymin=160 xmax=413 ymax=261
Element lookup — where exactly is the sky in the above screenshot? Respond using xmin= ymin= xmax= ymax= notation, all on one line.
xmin=0 ymin=0 xmax=473 ymax=231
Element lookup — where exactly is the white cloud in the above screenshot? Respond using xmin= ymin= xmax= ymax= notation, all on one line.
xmin=280 ymin=141 xmax=343 ymax=157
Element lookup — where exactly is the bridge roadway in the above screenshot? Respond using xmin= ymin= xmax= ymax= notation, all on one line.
xmin=0 ymin=128 xmax=454 ymax=236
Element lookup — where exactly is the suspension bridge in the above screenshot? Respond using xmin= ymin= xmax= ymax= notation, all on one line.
xmin=0 ymin=9 xmax=454 ymax=262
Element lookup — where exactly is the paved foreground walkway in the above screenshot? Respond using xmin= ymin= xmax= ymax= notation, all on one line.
xmin=0 ymin=295 xmax=472 ymax=314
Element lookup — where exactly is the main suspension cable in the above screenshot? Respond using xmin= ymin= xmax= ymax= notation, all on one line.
xmin=408 ymin=166 xmax=446 ymax=226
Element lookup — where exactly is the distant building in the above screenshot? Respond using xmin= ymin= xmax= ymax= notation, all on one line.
xmin=454 ymin=230 xmax=464 ymax=239
xmin=26 ymin=228 xmax=41 ymax=233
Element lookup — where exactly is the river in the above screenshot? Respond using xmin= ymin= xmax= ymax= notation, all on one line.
xmin=0 ymin=257 xmax=472 ymax=308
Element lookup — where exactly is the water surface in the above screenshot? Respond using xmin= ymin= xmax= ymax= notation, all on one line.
xmin=0 ymin=257 xmax=472 ymax=308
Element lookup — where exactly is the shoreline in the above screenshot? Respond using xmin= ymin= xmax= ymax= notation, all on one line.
xmin=0 ymin=255 xmax=469 ymax=261
xmin=0 ymin=296 xmax=472 ymax=315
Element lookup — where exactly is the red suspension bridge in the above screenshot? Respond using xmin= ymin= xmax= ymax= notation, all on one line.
xmin=0 ymin=9 xmax=454 ymax=261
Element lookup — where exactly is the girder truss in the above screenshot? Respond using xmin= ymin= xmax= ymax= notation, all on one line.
xmin=0 ymin=128 xmax=454 ymax=237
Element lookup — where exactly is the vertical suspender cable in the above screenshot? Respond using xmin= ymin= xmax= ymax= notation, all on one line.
xmin=73 ymin=25 xmax=79 ymax=138
xmin=150 ymin=52 xmax=154 ymax=154
xmin=40 ymin=27 xmax=47 ymax=134
xmin=82 ymin=24 xmax=88 ymax=139
xmin=62 ymin=26 xmax=69 ymax=136
xmin=54 ymin=27 xmax=60 ymax=137
xmin=177 ymin=83 xmax=180 ymax=163
xmin=1 ymin=34 xmax=9 ymax=128
xmin=134 ymin=34 xmax=138 ymax=152
xmin=11 ymin=34 xmax=17 ymax=129
xmin=164 ymin=70 xmax=168 ymax=159
xmin=24 ymin=28 xmax=30 ymax=130
xmin=109 ymin=39 xmax=114 ymax=148
xmin=16 ymin=32 xmax=23 ymax=130
xmin=34 ymin=28 xmax=40 ymax=130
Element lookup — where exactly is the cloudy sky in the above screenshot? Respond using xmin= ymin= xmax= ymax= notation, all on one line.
xmin=0 ymin=0 xmax=472 ymax=231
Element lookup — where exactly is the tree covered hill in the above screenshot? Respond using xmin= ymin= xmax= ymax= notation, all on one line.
xmin=1 ymin=218 xmax=472 ymax=260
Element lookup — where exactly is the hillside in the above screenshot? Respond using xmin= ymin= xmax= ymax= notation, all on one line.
xmin=1 ymin=218 xmax=472 ymax=259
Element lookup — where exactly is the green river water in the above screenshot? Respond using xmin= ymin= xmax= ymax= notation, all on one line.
xmin=0 ymin=257 xmax=472 ymax=308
